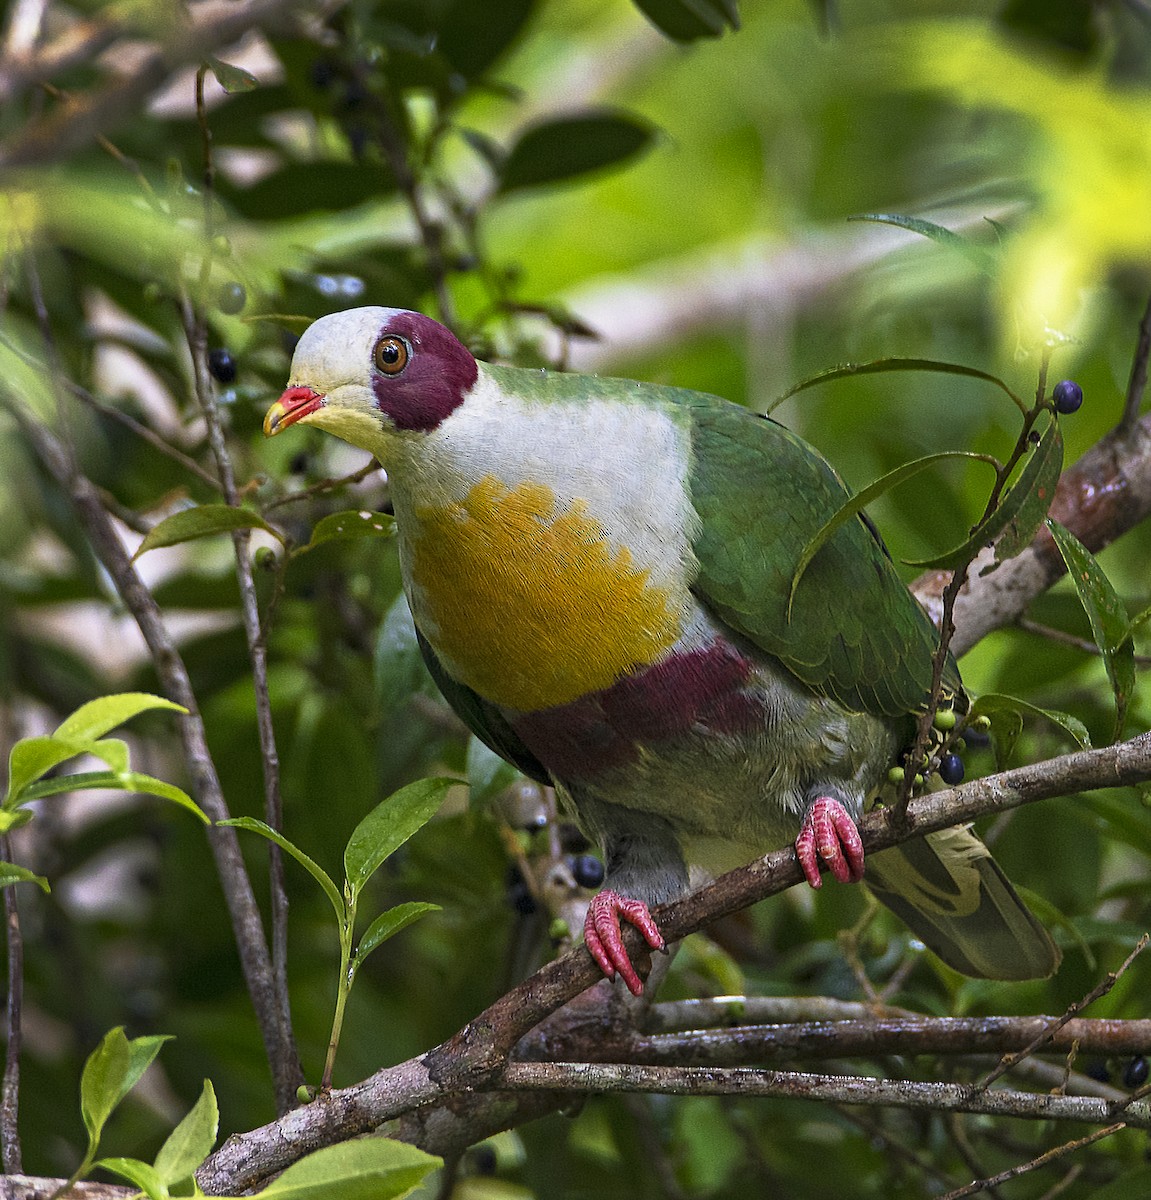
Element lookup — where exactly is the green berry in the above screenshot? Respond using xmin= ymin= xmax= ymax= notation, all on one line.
xmin=933 ymin=708 xmax=957 ymax=732
xmin=217 ymin=280 xmax=247 ymax=314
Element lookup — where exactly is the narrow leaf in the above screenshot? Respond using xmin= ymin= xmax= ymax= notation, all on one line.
xmin=17 ymin=770 xmax=207 ymax=823
xmin=906 ymin=416 xmax=1063 ymax=569
xmin=255 ymin=1138 xmax=440 ymax=1200
xmin=220 ymin=817 xmax=344 ymax=917
xmin=154 ymin=1080 xmax=218 ymax=1187
xmin=0 ymin=811 xmax=33 ymax=835
xmin=0 ymin=861 xmax=50 ymax=894
xmin=353 ymin=902 xmax=440 ymax=972
xmin=850 ymin=212 xmax=997 ymax=272
xmin=302 ymin=509 xmax=395 ymax=552
xmin=343 ymin=777 xmax=456 ymax=902
xmin=133 ymin=505 xmax=281 ymax=560
xmin=787 ymin=451 xmax=993 ymax=616
xmin=96 ymin=1157 xmax=168 ymax=1200
xmin=54 ymin=692 xmax=186 ymax=742
xmin=770 ymin=357 xmax=1027 ymax=415
xmin=968 ymin=692 xmax=1091 ymax=750
xmin=1047 ymin=519 xmax=1135 ymax=740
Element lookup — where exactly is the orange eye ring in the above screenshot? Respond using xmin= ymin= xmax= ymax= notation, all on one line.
xmin=373 ymin=335 xmax=410 ymax=375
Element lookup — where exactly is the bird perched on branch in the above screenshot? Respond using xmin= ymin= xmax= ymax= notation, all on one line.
xmin=264 ymin=307 xmax=1059 ymax=993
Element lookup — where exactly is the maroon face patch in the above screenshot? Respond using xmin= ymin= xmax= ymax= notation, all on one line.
xmin=370 ymin=311 xmax=478 ymax=432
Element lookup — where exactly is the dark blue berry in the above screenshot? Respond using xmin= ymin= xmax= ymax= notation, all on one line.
xmin=1085 ymin=1059 xmax=1111 ymax=1083
xmin=208 ymin=348 xmax=236 ymax=383
xmin=1124 ymin=1056 xmax=1149 ymax=1088
xmin=506 ymin=867 xmax=536 ymax=915
xmin=571 ymin=854 xmax=605 ymax=889
xmin=1052 ymin=380 xmax=1083 ymax=414
xmin=217 ymin=281 xmax=247 ymax=314
xmin=938 ymin=754 xmax=965 ymax=785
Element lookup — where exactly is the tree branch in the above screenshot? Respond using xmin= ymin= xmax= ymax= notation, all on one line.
xmin=198 ymin=731 xmax=1151 ymax=1193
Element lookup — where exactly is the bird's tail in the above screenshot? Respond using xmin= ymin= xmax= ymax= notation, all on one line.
xmin=864 ymin=826 xmax=1061 ymax=980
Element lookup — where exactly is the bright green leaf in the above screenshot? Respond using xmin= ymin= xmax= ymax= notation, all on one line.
xmin=133 ymin=505 xmax=282 ymax=560
xmin=219 ymin=817 xmax=344 ymax=917
xmin=17 ymin=771 xmax=206 ymax=823
xmin=6 ymin=736 xmax=85 ymax=807
xmin=96 ymin=1157 xmax=169 ymax=1200
xmin=302 ymin=509 xmax=396 ymax=552
xmin=0 ymin=810 xmax=33 ymax=835
xmin=0 ymin=861 xmax=50 ymax=894
xmin=787 ymin=451 xmax=993 ymax=615
xmin=1047 ymin=519 xmax=1136 ymax=740
xmin=80 ymin=1027 xmax=132 ymax=1145
xmin=353 ymin=902 xmax=440 ymax=972
xmin=254 ymin=1137 xmax=441 ymax=1200
xmin=209 ymin=57 xmax=259 ymax=94
xmin=907 ymin=416 xmax=1063 ymax=569
xmin=54 ymin=692 xmax=186 ymax=742
xmin=154 ymin=1080 xmax=218 ymax=1187
xmin=343 ymin=777 xmax=456 ymax=902
xmin=770 ymin=357 xmax=1027 ymax=415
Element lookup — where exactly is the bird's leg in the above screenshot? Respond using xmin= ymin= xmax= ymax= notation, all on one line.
xmin=584 ymin=891 xmax=666 ymax=995
xmin=795 ymin=795 xmax=866 ymax=889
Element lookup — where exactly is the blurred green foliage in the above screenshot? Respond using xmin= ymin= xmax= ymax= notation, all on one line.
xmin=2 ymin=0 xmax=1151 ymax=1197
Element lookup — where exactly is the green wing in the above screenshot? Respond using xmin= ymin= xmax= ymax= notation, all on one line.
xmin=687 ymin=402 xmax=960 ymax=718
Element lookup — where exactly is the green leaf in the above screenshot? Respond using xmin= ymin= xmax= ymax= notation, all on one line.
xmin=343 ymin=777 xmax=456 ymax=902
xmin=209 ymin=57 xmax=259 ymax=94
xmin=353 ymin=902 xmax=440 ymax=972
xmin=54 ymin=692 xmax=186 ymax=742
xmin=17 ymin=771 xmax=207 ymax=823
xmin=154 ymin=1080 xmax=218 ymax=1187
xmin=219 ymin=817 xmax=344 ymax=917
xmin=968 ymin=692 xmax=1091 ymax=751
xmin=254 ymin=1137 xmax=441 ymax=1200
xmin=83 ymin=1027 xmax=164 ymax=1147
xmin=498 ymin=110 xmax=655 ymax=195
xmin=466 ymin=736 xmax=518 ymax=808
xmin=6 ymin=736 xmax=85 ymax=807
xmin=0 ymin=811 xmax=33 ymax=835
xmin=301 ymin=509 xmax=396 ymax=552
xmin=770 ymin=357 xmax=1027 ymax=415
xmin=0 ymin=861 xmax=50 ymax=894
xmin=96 ymin=1157 xmax=168 ymax=1200
xmin=1046 ymin=519 xmax=1136 ymax=740
xmin=133 ymin=505 xmax=282 ymax=560
xmin=631 ymin=0 xmax=739 ymax=42
xmin=787 ymin=451 xmax=993 ymax=616
xmin=850 ymin=212 xmax=997 ymax=272
xmin=906 ymin=416 xmax=1063 ymax=569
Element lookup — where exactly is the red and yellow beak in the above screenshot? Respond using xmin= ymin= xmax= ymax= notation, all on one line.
xmin=263 ymin=386 xmax=325 ymax=436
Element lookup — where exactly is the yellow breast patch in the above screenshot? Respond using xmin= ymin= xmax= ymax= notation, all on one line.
xmin=408 ymin=475 xmax=684 ymax=712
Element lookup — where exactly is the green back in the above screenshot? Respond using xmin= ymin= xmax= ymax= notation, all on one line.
xmin=686 ymin=402 xmax=960 ymax=718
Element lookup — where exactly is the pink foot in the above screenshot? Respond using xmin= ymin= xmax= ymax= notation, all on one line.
xmin=584 ymin=889 xmax=666 ymax=995
xmin=795 ymin=796 xmax=866 ymax=889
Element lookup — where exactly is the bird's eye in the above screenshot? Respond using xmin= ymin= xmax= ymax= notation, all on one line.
xmin=373 ymin=335 xmax=410 ymax=376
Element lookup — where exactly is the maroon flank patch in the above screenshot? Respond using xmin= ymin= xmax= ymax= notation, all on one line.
xmin=371 ymin=311 xmax=479 ymax=432
xmin=513 ymin=638 xmax=763 ymax=780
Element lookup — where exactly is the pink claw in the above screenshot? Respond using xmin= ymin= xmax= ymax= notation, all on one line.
xmin=584 ymin=889 xmax=666 ymax=995
xmin=795 ymin=796 xmax=866 ymax=889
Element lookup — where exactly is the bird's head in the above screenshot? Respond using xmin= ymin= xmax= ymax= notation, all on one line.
xmin=263 ymin=307 xmax=479 ymax=456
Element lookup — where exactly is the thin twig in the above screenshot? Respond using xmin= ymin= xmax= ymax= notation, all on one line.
xmin=178 ymin=68 xmax=300 ymax=1106
xmin=972 ymin=935 xmax=1149 ymax=1096
xmin=1121 ymin=291 xmax=1151 ymax=434
xmin=262 ymin=460 xmax=382 ymax=512
xmin=935 ymin=1123 xmax=1126 ymax=1200
xmin=1 ymin=836 xmax=24 ymax=1174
